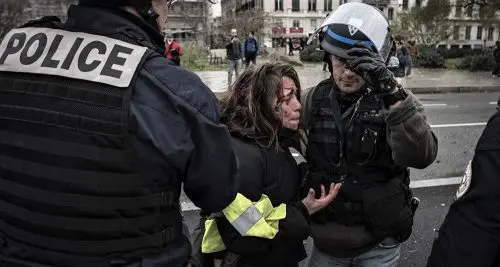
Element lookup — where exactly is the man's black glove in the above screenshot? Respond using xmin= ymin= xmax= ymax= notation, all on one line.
xmin=346 ymin=42 xmax=398 ymax=94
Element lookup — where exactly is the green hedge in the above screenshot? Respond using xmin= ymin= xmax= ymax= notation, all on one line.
xmin=457 ymin=51 xmax=496 ymax=71
xmin=415 ymin=47 xmax=446 ymax=68
xmin=300 ymin=44 xmax=324 ymax=62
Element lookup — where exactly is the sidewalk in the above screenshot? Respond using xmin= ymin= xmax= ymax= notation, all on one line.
xmin=195 ymin=65 xmax=500 ymax=96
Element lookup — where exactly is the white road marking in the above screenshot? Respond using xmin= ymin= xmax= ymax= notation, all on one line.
xmin=181 ymin=177 xmax=464 ymax=212
xmin=490 ymin=102 xmax=497 ymax=105
xmin=410 ymin=177 xmax=462 ymax=189
xmin=431 ymin=122 xmax=487 ymax=128
xmin=423 ymin=103 xmax=447 ymax=107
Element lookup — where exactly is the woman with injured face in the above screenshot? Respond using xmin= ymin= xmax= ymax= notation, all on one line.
xmin=195 ymin=62 xmax=342 ymax=267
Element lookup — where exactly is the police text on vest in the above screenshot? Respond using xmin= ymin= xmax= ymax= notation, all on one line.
xmin=0 ymin=28 xmax=147 ymax=87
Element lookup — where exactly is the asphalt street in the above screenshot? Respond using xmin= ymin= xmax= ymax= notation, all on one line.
xmin=180 ymin=92 xmax=499 ymax=267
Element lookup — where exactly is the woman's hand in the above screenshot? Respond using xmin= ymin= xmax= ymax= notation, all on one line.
xmin=302 ymin=183 xmax=342 ymax=215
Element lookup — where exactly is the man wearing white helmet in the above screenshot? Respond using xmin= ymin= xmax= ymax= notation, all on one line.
xmin=300 ymin=3 xmax=438 ymax=266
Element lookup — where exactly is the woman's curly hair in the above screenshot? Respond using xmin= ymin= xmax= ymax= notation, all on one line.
xmin=220 ymin=62 xmax=301 ymax=148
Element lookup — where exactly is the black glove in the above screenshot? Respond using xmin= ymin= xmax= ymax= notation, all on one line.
xmin=346 ymin=42 xmax=398 ymax=94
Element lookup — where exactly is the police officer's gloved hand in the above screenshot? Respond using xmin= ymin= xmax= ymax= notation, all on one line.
xmin=346 ymin=42 xmax=398 ymax=94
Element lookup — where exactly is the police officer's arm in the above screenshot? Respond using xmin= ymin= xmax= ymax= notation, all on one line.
xmin=427 ymin=112 xmax=500 ymax=267
xmin=383 ymin=91 xmax=438 ymax=169
xmin=137 ymin=58 xmax=238 ymax=213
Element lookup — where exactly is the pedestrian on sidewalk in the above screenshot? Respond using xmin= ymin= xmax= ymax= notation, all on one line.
xmin=492 ymin=41 xmax=500 ymax=77
xmin=427 ymin=97 xmax=500 ymax=267
xmin=300 ymin=3 xmax=438 ymax=267
xmin=394 ymin=39 xmax=409 ymax=88
xmin=289 ymin=38 xmax=294 ymax=56
xmin=165 ymin=33 xmax=183 ymax=66
xmin=226 ymin=28 xmax=243 ymax=89
xmin=244 ymin=31 xmax=259 ymax=68
xmin=0 ymin=0 xmax=246 ymax=266
xmin=195 ymin=62 xmax=342 ymax=267
xmin=406 ymin=36 xmax=418 ymax=78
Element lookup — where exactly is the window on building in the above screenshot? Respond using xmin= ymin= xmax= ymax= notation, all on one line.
xmin=293 ymin=19 xmax=300 ymax=27
xmin=274 ymin=18 xmax=284 ymax=27
xmin=388 ymin=8 xmax=394 ymax=21
xmin=292 ymin=0 xmax=300 ymax=12
xmin=455 ymin=0 xmax=462 ymax=17
xmin=479 ymin=5 xmax=485 ymax=18
xmin=465 ymin=26 xmax=471 ymax=40
xmin=311 ymin=19 xmax=317 ymax=28
xmin=416 ymin=0 xmax=422 ymax=7
xmin=477 ymin=26 xmax=483 ymax=39
xmin=453 ymin=26 xmax=460 ymax=40
xmin=275 ymin=0 xmax=283 ymax=11
xmin=308 ymin=0 xmax=316 ymax=11
xmin=466 ymin=4 xmax=473 ymax=17
xmin=402 ymin=0 xmax=408 ymax=10
xmin=488 ymin=27 xmax=494 ymax=40
xmin=325 ymin=0 xmax=333 ymax=11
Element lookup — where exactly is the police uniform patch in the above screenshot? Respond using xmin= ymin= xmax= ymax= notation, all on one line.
xmin=0 ymin=27 xmax=147 ymax=88
xmin=456 ymin=160 xmax=473 ymax=199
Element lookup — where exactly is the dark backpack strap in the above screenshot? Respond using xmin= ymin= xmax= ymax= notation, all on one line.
xmin=299 ymin=86 xmax=318 ymax=154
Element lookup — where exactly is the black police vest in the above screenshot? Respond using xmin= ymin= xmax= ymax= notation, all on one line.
xmin=0 ymin=18 xmax=182 ymax=259
xmin=305 ymin=81 xmax=410 ymax=230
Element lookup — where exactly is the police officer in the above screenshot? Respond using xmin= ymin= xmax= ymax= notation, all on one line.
xmin=0 ymin=1 xmax=241 ymax=266
xmin=427 ymin=98 xmax=500 ymax=267
xmin=300 ymin=3 xmax=438 ymax=266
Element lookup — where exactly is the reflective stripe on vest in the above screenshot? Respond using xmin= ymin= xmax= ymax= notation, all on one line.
xmin=201 ymin=193 xmax=286 ymax=253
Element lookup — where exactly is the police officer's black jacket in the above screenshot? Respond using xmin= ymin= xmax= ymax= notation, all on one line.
xmin=211 ymin=131 xmax=311 ymax=267
xmin=0 ymin=4 xmax=237 ymax=267
xmin=300 ymin=79 xmax=438 ymax=258
xmin=427 ymin=109 xmax=500 ymax=267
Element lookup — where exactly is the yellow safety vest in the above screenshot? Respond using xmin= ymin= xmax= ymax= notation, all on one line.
xmin=201 ymin=193 xmax=287 ymax=254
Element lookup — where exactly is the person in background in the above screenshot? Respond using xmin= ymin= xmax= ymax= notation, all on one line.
xmin=394 ymin=40 xmax=409 ymax=88
xmin=289 ymin=38 xmax=294 ymax=56
xmin=165 ymin=33 xmax=183 ymax=66
xmin=226 ymin=28 xmax=243 ymax=88
xmin=492 ymin=41 xmax=500 ymax=77
xmin=244 ymin=31 xmax=259 ymax=68
xmin=406 ymin=36 xmax=418 ymax=78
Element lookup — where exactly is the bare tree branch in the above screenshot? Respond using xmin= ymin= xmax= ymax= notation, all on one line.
xmin=396 ymin=0 xmax=453 ymax=46
xmin=0 ymin=0 xmax=30 ymax=39
xmin=220 ymin=9 xmax=271 ymax=41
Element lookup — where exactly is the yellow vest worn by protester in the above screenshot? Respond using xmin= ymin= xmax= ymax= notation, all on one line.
xmin=202 ymin=193 xmax=287 ymax=253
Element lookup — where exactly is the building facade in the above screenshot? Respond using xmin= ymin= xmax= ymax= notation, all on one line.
xmin=346 ymin=0 xmax=400 ymax=26
xmin=25 ymin=0 xmax=77 ymax=21
xmin=397 ymin=0 xmax=500 ymax=49
xmin=165 ymin=0 xmax=210 ymax=44
xmin=220 ymin=0 xmax=399 ymax=48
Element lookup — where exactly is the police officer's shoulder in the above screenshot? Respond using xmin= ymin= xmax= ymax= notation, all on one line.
xmin=142 ymin=56 xmax=220 ymax=123
xmin=476 ymin=111 xmax=500 ymax=150
xmin=455 ymin=111 xmax=500 ymax=200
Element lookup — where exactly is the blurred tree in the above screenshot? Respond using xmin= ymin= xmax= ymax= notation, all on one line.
xmin=396 ymin=0 xmax=453 ymax=46
xmin=0 ymin=0 xmax=30 ymax=38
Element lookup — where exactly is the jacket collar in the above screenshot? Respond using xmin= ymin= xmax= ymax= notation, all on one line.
xmin=64 ymin=4 xmax=165 ymax=52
